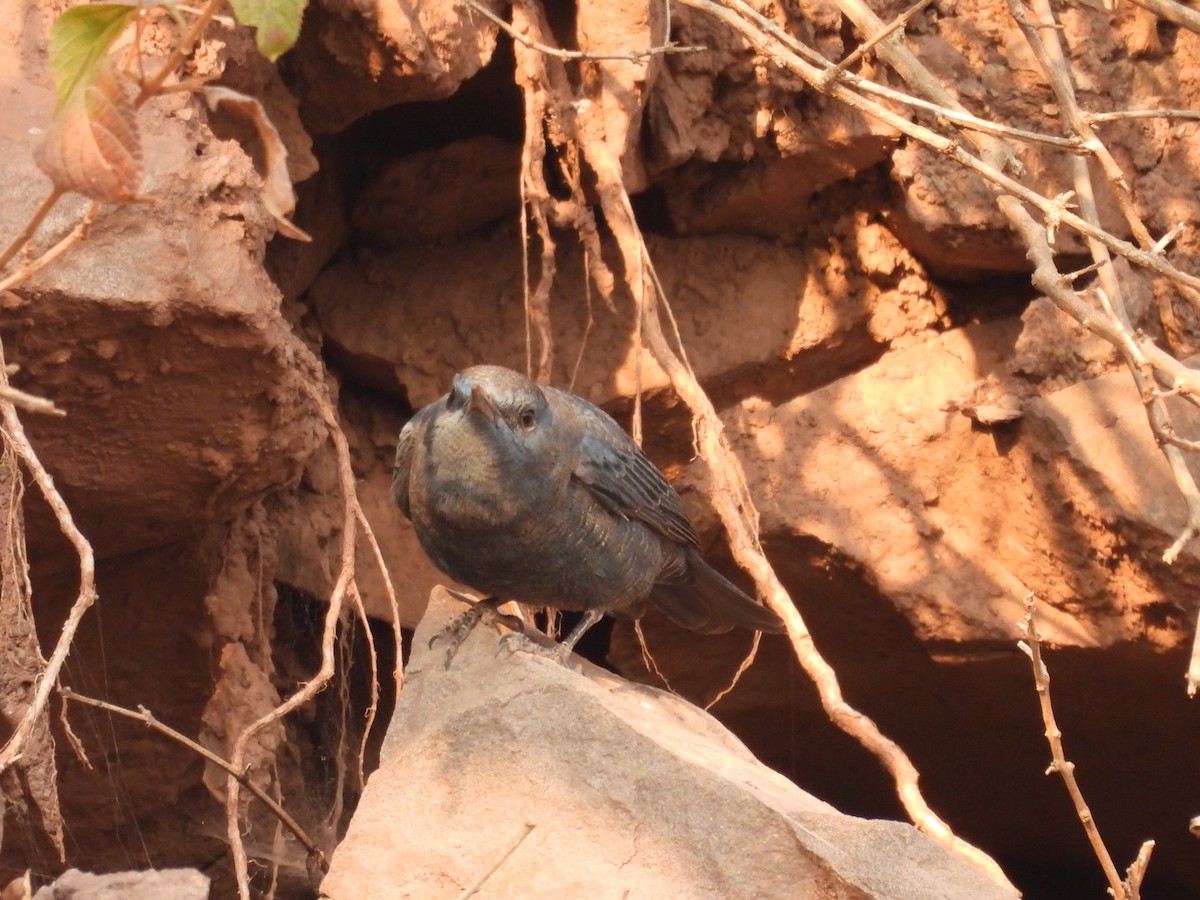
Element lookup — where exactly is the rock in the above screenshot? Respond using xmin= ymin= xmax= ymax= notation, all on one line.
xmin=661 ymin=138 xmax=895 ymax=236
xmin=33 ymin=868 xmax=208 ymax=900
xmin=287 ymin=0 xmax=502 ymax=134
xmin=0 ymin=33 xmax=325 ymax=565
xmin=683 ymin=320 xmax=1197 ymax=651
xmin=351 ymin=136 xmax=521 ymax=244
xmin=320 ymin=588 xmax=1015 ymax=899
xmin=1030 ymin=355 xmax=1200 ymax=548
xmin=311 ymin=227 xmax=944 ymax=411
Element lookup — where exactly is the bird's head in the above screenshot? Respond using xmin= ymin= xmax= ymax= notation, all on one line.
xmin=442 ymin=366 xmax=557 ymax=464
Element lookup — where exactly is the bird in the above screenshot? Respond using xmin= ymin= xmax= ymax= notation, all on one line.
xmin=392 ymin=364 xmax=786 ymax=664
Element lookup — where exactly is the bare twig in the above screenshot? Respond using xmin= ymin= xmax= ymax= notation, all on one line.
xmin=1126 ymin=839 xmax=1156 ymax=899
xmin=704 ymin=630 xmax=762 ymax=710
xmin=59 ymin=689 xmax=327 ymax=872
xmin=1009 ymin=0 xmax=1154 ymax=250
xmin=0 ymin=385 xmax=63 ymax=417
xmin=0 ymin=188 xmax=65 ymax=275
xmin=819 ymin=0 xmax=935 ymax=86
xmin=1087 ymin=108 xmax=1200 ymax=125
xmin=136 ymin=0 xmax=225 ymax=105
xmin=0 ymin=202 xmax=102 ymax=295
xmin=225 ymin=384 xmax=360 ymax=900
xmin=631 ymin=620 xmax=677 ymax=693
xmin=0 ymin=339 xmax=97 ymax=773
xmin=1019 ymin=598 xmax=1141 ymax=899
xmin=355 ymin=507 xmax=405 ymax=687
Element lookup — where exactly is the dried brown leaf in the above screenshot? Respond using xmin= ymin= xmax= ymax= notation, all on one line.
xmin=35 ymin=58 xmax=142 ymax=202
xmin=203 ymin=86 xmax=312 ymax=242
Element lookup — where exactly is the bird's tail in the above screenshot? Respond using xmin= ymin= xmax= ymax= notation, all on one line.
xmin=650 ymin=550 xmax=785 ymax=635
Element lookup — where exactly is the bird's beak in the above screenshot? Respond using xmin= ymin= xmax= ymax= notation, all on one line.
xmin=465 ymin=384 xmax=501 ymax=423
xmin=448 ymin=373 xmax=501 ymax=424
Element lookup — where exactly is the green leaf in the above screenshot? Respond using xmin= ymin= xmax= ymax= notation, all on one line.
xmin=229 ymin=0 xmax=308 ymax=61
xmin=47 ymin=3 xmax=139 ymax=109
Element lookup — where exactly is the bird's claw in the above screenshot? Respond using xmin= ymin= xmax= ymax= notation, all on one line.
xmin=430 ymin=597 xmax=525 ymax=669
xmin=496 ymin=631 xmax=580 ymax=670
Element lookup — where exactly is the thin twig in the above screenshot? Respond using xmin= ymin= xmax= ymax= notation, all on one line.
xmin=819 ymin=0 xmax=935 ymax=86
xmin=0 ymin=385 xmax=63 ymax=417
xmin=0 ymin=202 xmax=102 ymax=295
xmin=225 ymin=384 xmax=359 ymax=900
xmin=631 ymin=620 xmax=677 ymax=693
xmin=135 ymin=0 xmax=225 ymax=105
xmin=1126 ymin=839 xmax=1155 ymax=900
xmin=705 ymin=630 xmax=762 ymax=709
xmin=463 ymin=0 xmax=703 ymax=60
xmin=1019 ymin=599 xmax=1132 ymax=899
xmin=1188 ymin=603 xmax=1200 ymax=697
xmin=0 ymin=339 xmax=97 ymax=773
xmin=355 ymin=507 xmax=405 ymax=687
xmin=455 ymin=822 xmax=536 ymax=899
xmin=1087 ymin=108 xmax=1200 ymax=124
xmin=0 ymin=188 xmax=65 ymax=275
xmin=59 ymin=689 xmax=328 ymax=872
xmin=1008 ymin=0 xmax=1154 ymax=250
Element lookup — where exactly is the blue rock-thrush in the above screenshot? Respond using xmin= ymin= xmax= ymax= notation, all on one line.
xmin=393 ymin=365 xmax=785 ymax=662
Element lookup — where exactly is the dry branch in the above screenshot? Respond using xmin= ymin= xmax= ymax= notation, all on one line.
xmin=455 ymin=822 xmax=536 ymax=899
xmin=224 ymin=383 xmax=365 ymax=900
xmin=0 ymin=202 xmax=101 ymax=296
xmin=0 ymin=340 xmax=97 ymax=774
xmin=1019 ymin=599 xmax=1153 ymax=899
xmin=59 ymin=689 xmax=328 ymax=874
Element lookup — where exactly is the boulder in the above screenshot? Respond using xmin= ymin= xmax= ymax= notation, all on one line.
xmin=321 ymin=589 xmax=1014 ymax=899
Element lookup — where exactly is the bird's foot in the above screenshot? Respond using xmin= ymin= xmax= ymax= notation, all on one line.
xmin=429 ymin=596 xmax=525 ymax=669
xmin=496 ymin=631 xmax=579 ymax=670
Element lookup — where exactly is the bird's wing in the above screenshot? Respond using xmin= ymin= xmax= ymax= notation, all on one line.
xmin=392 ymin=404 xmax=435 ymax=519
xmin=566 ymin=394 xmax=700 ymax=548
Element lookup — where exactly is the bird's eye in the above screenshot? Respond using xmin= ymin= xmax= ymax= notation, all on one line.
xmin=518 ymin=407 xmax=537 ymax=430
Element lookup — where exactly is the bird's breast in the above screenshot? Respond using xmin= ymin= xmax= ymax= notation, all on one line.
xmin=414 ymin=413 xmax=556 ymax=530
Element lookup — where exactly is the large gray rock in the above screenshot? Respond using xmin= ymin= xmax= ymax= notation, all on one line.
xmin=33 ymin=868 xmax=208 ymax=900
xmin=321 ymin=588 xmax=1014 ymax=899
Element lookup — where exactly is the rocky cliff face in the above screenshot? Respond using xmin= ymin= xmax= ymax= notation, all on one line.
xmin=2 ymin=0 xmax=1199 ymax=895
